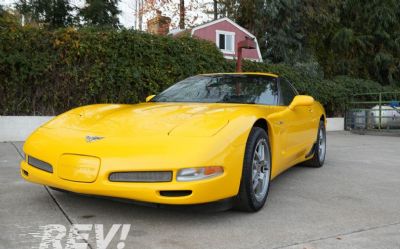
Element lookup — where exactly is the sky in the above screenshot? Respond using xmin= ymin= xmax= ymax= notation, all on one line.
xmin=0 ymin=0 xmax=215 ymax=30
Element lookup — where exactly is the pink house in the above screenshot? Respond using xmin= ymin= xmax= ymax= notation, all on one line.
xmin=190 ymin=18 xmax=263 ymax=62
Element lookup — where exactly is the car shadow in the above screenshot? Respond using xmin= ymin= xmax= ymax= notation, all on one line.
xmin=48 ymin=163 xmax=318 ymax=220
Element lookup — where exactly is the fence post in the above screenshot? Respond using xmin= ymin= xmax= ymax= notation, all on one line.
xmin=378 ymin=93 xmax=382 ymax=130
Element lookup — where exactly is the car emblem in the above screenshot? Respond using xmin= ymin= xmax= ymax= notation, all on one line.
xmin=85 ymin=135 xmax=104 ymax=143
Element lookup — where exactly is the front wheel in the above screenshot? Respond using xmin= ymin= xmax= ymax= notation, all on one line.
xmin=303 ymin=120 xmax=326 ymax=168
xmin=234 ymin=127 xmax=271 ymax=212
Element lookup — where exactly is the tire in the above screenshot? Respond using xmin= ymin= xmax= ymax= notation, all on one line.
xmin=303 ymin=120 xmax=326 ymax=168
xmin=234 ymin=127 xmax=272 ymax=212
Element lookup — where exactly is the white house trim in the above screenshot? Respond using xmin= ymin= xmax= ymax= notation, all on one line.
xmin=191 ymin=17 xmax=263 ymax=62
xmin=254 ymin=40 xmax=263 ymax=62
xmin=223 ymin=55 xmax=235 ymax=60
xmin=216 ymin=30 xmax=236 ymax=55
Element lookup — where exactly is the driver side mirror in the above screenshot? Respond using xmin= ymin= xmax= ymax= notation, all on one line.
xmin=288 ymin=95 xmax=314 ymax=110
xmin=146 ymin=95 xmax=156 ymax=102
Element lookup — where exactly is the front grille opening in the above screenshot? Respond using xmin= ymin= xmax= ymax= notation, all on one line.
xmin=109 ymin=171 xmax=172 ymax=182
xmin=159 ymin=190 xmax=192 ymax=197
xmin=28 ymin=156 xmax=53 ymax=173
xmin=22 ymin=169 xmax=29 ymax=176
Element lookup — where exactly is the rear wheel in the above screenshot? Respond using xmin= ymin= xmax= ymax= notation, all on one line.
xmin=303 ymin=120 xmax=326 ymax=168
xmin=234 ymin=127 xmax=271 ymax=212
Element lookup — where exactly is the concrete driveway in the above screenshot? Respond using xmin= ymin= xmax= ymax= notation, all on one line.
xmin=1 ymin=132 xmax=399 ymax=249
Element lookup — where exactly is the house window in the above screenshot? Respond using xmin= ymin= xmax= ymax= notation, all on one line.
xmin=216 ymin=30 xmax=235 ymax=54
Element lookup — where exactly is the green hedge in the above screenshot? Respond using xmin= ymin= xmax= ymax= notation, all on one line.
xmin=0 ymin=27 xmax=229 ymax=115
xmin=0 ymin=26 xmax=397 ymax=116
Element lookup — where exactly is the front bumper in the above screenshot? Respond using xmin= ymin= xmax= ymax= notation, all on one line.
xmin=20 ymin=159 xmax=239 ymax=205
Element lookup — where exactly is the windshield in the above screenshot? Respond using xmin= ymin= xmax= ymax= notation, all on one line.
xmin=151 ymin=74 xmax=279 ymax=105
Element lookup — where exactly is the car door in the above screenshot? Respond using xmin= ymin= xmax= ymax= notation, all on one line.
xmin=278 ymin=78 xmax=316 ymax=167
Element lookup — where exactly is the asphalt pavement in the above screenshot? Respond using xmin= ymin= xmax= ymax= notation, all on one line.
xmin=1 ymin=132 xmax=399 ymax=249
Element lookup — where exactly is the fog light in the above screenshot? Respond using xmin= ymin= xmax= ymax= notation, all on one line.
xmin=176 ymin=166 xmax=223 ymax=182
xmin=28 ymin=156 xmax=53 ymax=173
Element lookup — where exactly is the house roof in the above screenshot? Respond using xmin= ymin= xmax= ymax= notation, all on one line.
xmin=169 ymin=17 xmax=263 ymax=62
xmin=190 ymin=17 xmax=256 ymax=39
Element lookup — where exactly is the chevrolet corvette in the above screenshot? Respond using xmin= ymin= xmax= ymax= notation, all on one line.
xmin=21 ymin=72 xmax=326 ymax=212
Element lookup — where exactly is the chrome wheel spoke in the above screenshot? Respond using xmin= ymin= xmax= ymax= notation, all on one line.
xmin=318 ymin=128 xmax=326 ymax=162
xmin=259 ymin=145 xmax=265 ymax=161
xmin=251 ymin=138 xmax=270 ymax=202
xmin=252 ymin=168 xmax=257 ymax=178
xmin=258 ymin=172 xmax=264 ymax=182
xmin=253 ymin=177 xmax=259 ymax=190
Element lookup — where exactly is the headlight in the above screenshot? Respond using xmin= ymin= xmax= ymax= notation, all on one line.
xmin=176 ymin=166 xmax=223 ymax=182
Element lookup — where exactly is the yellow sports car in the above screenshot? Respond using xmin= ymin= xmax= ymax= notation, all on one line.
xmin=21 ymin=72 xmax=326 ymax=212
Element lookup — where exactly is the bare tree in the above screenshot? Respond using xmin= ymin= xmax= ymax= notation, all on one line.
xmin=134 ymin=0 xmax=144 ymax=30
xmin=213 ymin=0 xmax=217 ymax=20
xmin=179 ymin=0 xmax=184 ymax=29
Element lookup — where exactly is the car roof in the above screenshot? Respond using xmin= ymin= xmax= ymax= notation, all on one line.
xmin=200 ymin=72 xmax=279 ymax=78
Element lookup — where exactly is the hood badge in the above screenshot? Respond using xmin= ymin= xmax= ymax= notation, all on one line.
xmin=85 ymin=136 xmax=104 ymax=143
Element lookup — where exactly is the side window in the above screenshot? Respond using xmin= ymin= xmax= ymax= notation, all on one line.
xmin=256 ymin=77 xmax=279 ymax=105
xmin=279 ymin=78 xmax=297 ymax=106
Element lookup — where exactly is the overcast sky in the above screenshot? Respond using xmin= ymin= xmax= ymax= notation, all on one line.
xmin=0 ymin=0 xmax=214 ymax=30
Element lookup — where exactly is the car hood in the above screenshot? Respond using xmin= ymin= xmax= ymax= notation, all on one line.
xmin=43 ymin=103 xmax=258 ymax=137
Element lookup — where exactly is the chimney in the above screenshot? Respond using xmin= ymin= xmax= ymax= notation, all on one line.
xmin=147 ymin=10 xmax=171 ymax=35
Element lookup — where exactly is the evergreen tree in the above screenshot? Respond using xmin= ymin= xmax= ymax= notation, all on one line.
xmin=236 ymin=0 xmax=264 ymax=37
xmin=15 ymin=0 xmax=74 ymax=28
xmin=79 ymin=0 xmax=121 ymax=28
xmin=262 ymin=0 xmax=305 ymax=63
xmin=327 ymin=0 xmax=400 ymax=84
xmin=218 ymin=0 xmax=239 ymax=20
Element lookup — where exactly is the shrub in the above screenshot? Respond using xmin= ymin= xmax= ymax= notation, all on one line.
xmin=0 ymin=27 xmax=228 ymax=115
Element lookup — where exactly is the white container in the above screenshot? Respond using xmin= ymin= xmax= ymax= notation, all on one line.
xmin=370 ymin=105 xmax=400 ymax=128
